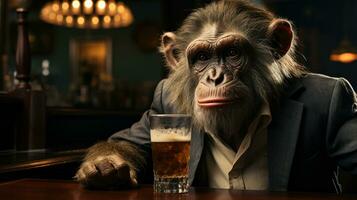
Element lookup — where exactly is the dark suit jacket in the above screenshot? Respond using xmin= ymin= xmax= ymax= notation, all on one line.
xmin=109 ymin=73 xmax=357 ymax=193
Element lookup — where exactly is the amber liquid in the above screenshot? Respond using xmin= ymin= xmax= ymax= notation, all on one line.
xmin=151 ymin=141 xmax=190 ymax=178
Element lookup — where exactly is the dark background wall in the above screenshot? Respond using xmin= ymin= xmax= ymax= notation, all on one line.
xmin=265 ymin=0 xmax=357 ymax=87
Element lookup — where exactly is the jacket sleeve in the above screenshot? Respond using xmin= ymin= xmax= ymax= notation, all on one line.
xmin=326 ymin=78 xmax=357 ymax=173
xmin=107 ymin=79 xmax=167 ymax=181
xmin=108 ymin=79 xmax=166 ymax=146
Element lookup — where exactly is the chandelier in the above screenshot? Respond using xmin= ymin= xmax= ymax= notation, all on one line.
xmin=40 ymin=0 xmax=134 ymax=29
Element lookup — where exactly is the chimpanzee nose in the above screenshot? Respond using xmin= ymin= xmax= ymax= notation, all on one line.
xmin=206 ymin=67 xmax=225 ymax=86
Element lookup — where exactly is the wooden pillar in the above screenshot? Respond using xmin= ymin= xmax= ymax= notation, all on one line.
xmin=0 ymin=0 xmax=7 ymax=90
xmin=11 ymin=8 xmax=46 ymax=151
xmin=15 ymin=8 xmax=31 ymax=90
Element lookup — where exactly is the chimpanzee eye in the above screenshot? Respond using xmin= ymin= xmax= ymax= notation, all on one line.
xmin=196 ymin=51 xmax=210 ymax=61
xmin=226 ymin=48 xmax=239 ymax=57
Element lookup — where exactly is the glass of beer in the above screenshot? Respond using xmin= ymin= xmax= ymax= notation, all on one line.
xmin=149 ymin=114 xmax=191 ymax=193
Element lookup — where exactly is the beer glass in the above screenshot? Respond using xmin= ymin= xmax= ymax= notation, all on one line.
xmin=149 ymin=114 xmax=192 ymax=193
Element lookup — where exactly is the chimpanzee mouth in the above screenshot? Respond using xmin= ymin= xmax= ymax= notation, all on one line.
xmin=197 ymin=97 xmax=237 ymax=108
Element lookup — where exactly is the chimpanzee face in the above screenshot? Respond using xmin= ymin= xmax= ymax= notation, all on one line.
xmin=186 ymin=33 xmax=254 ymax=108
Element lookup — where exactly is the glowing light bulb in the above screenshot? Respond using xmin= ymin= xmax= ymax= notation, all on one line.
xmin=72 ymin=0 xmax=80 ymax=14
xmin=109 ymin=1 xmax=116 ymax=15
xmin=97 ymin=0 xmax=106 ymax=15
xmin=103 ymin=16 xmax=111 ymax=28
xmin=91 ymin=16 xmax=99 ymax=25
xmin=41 ymin=6 xmax=50 ymax=16
xmin=66 ymin=16 xmax=74 ymax=26
xmin=52 ymin=2 xmax=59 ymax=12
xmin=84 ymin=0 xmax=93 ymax=8
xmin=72 ymin=0 xmax=80 ymax=8
xmin=114 ymin=15 xmax=121 ymax=26
xmin=121 ymin=12 xmax=133 ymax=26
xmin=104 ymin=16 xmax=111 ymax=23
xmin=62 ymin=1 xmax=70 ymax=14
xmin=77 ymin=16 xmax=85 ymax=27
xmin=56 ymin=14 xmax=64 ymax=24
xmin=330 ymin=53 xmax=357 ymax=63
xmin=117 ymin=3 xmax=125 ymax=13
xmin=84 ymin=0 xmax=93 ymax=14
xmin=49 ymin=12 xmax=56 ymax=22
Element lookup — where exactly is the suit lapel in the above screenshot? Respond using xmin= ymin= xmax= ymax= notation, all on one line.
xmin=189 ymin=126 xmax=205 ymax=185
xmin=268 ymin=98 xmax=304 ymax=191
xmin=268 ymin=77 xmax=306 ymax=191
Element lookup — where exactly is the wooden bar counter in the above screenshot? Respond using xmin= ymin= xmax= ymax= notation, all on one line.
xmin=0 ymin=179 xmax=356 ymax=200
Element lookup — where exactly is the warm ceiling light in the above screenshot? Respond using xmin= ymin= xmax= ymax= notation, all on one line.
xmin=40 ymin=0 xmax=133 ymax=29
xmin=103 ymin=15 xmax=111 ymax=23
xmin=41 ymin=7 xmax=50 ymax=16
xmin=83 ymin=0 xmax=93 ymax=14
xmin=114 ymin=15 xmax=121 ymax=26
xmin=62 ymin=1 xmax=70 ymax=13
xmin=96 ymin=0 xmax=106 ymax=15
xmin=330 ymin=53 xmax=357 ymax=64
xmin=91 ymin=16 xmax=100 ymax=28
xmin=56 ymin=14 xmax=64 ymax=23
xmin=108 ymin=1 xmax=116 ymax=15
xmin=49 ymin=12 xmax=56 ymax=22
xmin=84 ymin=0 xmax=93 ymax=8
xmin=117 ymin=2 xmax=125 ymax=13
xmin=91 ymin=16 xmax=99 ymax=25
xmin=71 ymin=0 xmax=81 ymax=14
xmin=103 ymin=15 xmax=111 ymax=28
xmin=77 ymin=16 xmax=85 ymax=25
xmin=330 ymin=39 xmax=357 ymax=63
xmin=97 ymin=0 xmax=106 ymax=10
xmin=72 ymin=0 xmax=80 ymax=9
xmin=65 ymin=16 xmax=74 ymax=25
xmin=52 ymin=3 xmax=60 ymax=12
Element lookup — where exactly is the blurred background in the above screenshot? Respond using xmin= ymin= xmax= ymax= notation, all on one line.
xmin=0 ymin=0 xmax=357 ymax=110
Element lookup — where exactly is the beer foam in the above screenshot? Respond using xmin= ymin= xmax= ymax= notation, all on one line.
xmin=150 ymin=128 xmax=191 ymax=142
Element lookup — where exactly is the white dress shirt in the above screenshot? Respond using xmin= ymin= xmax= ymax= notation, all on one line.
xmin=205 ymin=103 xmax=272 ymax=190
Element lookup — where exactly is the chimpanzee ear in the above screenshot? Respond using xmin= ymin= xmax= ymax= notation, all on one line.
xmin=268 ymin=19 xmax=293 ymax=59
xmin=160 ymin=32 xmax=179 ymax=70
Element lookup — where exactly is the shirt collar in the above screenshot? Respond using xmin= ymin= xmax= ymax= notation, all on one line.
xmin=206 ymin=100 xmax=272 ymax=152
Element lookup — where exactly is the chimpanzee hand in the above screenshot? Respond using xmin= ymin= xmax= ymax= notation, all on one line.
xmin=75 ymin=154 xmax=138 ymax=189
